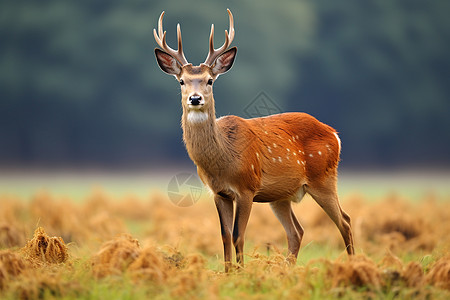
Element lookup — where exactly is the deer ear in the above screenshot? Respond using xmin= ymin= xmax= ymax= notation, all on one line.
xmin=211 ymin=47 xmax=237 ymax=76
xmin=155 ymin=48 xmax=182 ymax=76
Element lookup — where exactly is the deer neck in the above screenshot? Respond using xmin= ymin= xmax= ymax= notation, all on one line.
xmin=181 ymin=101 xmax=232 ymax=173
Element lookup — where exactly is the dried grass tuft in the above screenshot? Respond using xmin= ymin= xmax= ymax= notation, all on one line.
xmin=426 ymin=255 xmax=450 ymax=290
xmin=402 ymin=261 xmax=424 ymax=287
xmin=327 ymin=255 xmax=383 ymax=289
xmin=8 ymin=269 xmax=77 ymax=300
xmin=168 ymin=253 xmax=209 ymax=298
xmin=0 ymin=262 xmax=5 ymax=290
xmin=92 ymin=235 xmax=178 ymax=283
xmin=245 ymin=250 xmax=291 ymax=277
xmin=162 ymin=248 xmax=186 ymax=269
xmin=379 ymin=251 xmax=425 ymax=287
xmin=128 ymin=246 xmax=171 ymax=283
xmin=91 ymin=234 xmax=140 ymax=278
xmin=380 ymin=250 xmax=404 ymax=271
xmin=380 ymin=216 xmax=423 ymax=240
xmin=22 ymin=227 xmax=68 ymax=264
xmin=0 ymin=250 xmax=30 ymax=289
xmin=0 ymin=224 xmax=26 ymax=248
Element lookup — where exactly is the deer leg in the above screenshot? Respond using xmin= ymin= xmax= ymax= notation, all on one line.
xmin=270 ymin=200 xmax=303 ymax=264
xmin=214 ymin=195 xmax=234 ymax=272
xmin=291 ymin=210 xmax=305 ymax=242
xmin=306 ymin=179 xmax=355 ymax=255
xmin=232 ymin=191 xmax=253 ymax=267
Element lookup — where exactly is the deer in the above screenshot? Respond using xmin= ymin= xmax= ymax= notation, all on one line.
xmin=153 ymin=9 xmax=354 ymax=272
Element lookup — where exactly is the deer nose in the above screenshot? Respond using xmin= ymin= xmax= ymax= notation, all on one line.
xmin=189 ymin=95 xmax=202 ymax=106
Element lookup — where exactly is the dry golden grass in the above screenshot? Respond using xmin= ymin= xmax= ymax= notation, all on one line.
xmin=22 ymin=227 xmax=68 ymax=264
xmin=0 ymin=188 xmax=449 ymax=299
xmin=427 ymin=255 xmax=450 ymax=290
xmin=0 ymin=250 xmax=30 ymax=290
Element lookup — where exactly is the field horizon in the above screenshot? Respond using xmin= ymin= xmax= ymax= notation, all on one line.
xmin=1 ymin=168 xmax=449 ymax=201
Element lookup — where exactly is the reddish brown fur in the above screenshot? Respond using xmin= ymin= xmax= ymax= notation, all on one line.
xmin=154 ymin=9 xmax=354 ymax=272
xmin=191 ymin=113 xmax=341 ymax=202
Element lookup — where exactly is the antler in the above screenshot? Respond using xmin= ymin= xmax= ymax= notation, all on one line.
xmin=153 ymin=11 xmax=189 ymax=66
xmin=204 ymin=9 xmax=235 ymax=66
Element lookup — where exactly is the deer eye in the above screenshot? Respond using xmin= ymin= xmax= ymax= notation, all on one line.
xmin=207 ymin=78 xmax=213 ymax=85
xmin=179 ymin=79 xmax=184 ymax=85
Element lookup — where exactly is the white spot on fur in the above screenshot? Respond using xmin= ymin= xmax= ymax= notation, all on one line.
xmin=268 ymin=146 xmax=272 ymax=153
xmin=264 ymin=130 xmax=268 ymax=134
xmin=187 ymin=111 xmax=208 ymax=124
xmin=296 ymin=135 xmax=299 ymax=140
xmin=289 ymin=139 xmax=292 ymax=143
xmin=287 ymin=148 xmax=290 ymax=152
xmin=278 ymin=156 xmax=282 ymax=162
xmin=256 ymin=152 xmax=260 ymax=159
xmin=272 ymin=157 xmax=276 ymax=162
xmin=309 ymin=153 xmax=313 ymax=157
xmin=273 ymin=143 xmax=277 ymax=148
xmin=302 ymin=161 xmax=305 ymax=165
xmin=297 ymin=160 xmax=300 ymax=165
xmin=318 ymin=151 xmax=322 ymax=156
xmin=251 ymin=164 xmax=254 ymax=171
xmin=293 ymin=152 xmax=297 ymax=156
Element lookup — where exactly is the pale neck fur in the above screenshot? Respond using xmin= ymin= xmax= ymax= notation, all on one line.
xmin=181 ymin=101 xmax=233 ymax=173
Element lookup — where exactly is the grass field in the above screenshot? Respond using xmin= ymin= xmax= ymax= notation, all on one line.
xmin=1 ymin=170 xmax=449 ymax=299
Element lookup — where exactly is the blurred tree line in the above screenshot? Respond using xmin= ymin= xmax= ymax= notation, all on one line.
xmin=1 ymin=0 xmax=449 ymax=169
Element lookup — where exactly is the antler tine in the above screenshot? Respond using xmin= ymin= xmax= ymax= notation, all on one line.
xmin=158 ymin=11 xmax=165 ymax=40
xmin=153 ymin=11 xmax=188 ymax=66
xmin=177 ymin=23 xmax=183 ymax=55
xmin=208 ymin=24 xmax=215 ymax=57
xmin=227 ymin=8 xmax=235 ymax=43
xmin=204 ymin=9 xmax=235 ymax=66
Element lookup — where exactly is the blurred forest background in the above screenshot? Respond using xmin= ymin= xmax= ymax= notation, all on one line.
xmin=1 ymin=0 xmax=449 ymax=171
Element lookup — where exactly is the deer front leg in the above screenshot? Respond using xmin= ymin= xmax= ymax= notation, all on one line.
xmin=214 ymin=195 xmax=234 ymax=272
xmin=232 ymin=191 xmax=253 ymax=267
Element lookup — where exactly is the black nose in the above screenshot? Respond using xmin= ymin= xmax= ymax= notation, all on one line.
xmin=189 ymin=95 xmax=202 ymax=106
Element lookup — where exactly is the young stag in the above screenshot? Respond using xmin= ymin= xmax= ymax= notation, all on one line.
xmin=154 ymin=9 xmax=354 ymax=272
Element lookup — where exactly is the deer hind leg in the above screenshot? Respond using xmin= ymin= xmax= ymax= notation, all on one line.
xmin=306 ymin=177 xmax=355 ymax=255
xmin=270 ymin=199 xmax=304 ymax=264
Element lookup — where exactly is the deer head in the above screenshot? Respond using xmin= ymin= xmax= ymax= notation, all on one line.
xmin=154 ymin=9 xmax=237 ymax=124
